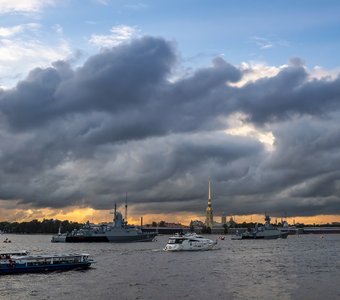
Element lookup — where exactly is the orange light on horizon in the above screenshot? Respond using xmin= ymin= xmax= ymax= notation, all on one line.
xmin=1 ymin=205 xmax=340 ymax=226
xmin=213 ymin=214 xmax=340 ymax=225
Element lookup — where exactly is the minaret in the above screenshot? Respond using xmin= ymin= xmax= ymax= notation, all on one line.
xmin=205 ymin=179 xmax=214 ymax=228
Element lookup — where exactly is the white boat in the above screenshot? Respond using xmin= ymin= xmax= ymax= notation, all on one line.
xmin=51 ymin=224 xmax=67 ymax=242
xmin=164 ymin=233 xmax=217 ymax=251
xmin=51 ymin=233 xmax=67 ymax=243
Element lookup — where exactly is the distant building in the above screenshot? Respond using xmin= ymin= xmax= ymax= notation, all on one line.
xmin=190 ymin=220 xmax=204 ymax=232
xmin=191 ymin=220 xmax=204 ymax=227
xmin=221 ymin=215 xmax=227 ymax=224
xmin=143 ymin=221 xmax=189 ymax=234
xmin=162 ymin=222 xmax=189 ymax=229
xmin=205 ymin=179 xmax=214 ymax=228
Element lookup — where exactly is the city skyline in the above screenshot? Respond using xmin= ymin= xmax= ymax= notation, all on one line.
xmin=1 ymin=1 xmax=340 ymax=224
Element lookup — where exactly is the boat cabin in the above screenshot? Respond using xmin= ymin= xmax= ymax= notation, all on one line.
xmin=167 ymin=237 xmax=186 ymax=244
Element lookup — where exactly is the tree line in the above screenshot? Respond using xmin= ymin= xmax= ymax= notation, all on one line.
xmin=0 ymin=219 xmax=82 ymax=234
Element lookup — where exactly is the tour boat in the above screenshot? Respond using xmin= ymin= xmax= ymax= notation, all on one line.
xmin=0 ymin=252 xmax=94 ymax=275
xmin=164 ymin=233 xmax=217 ymax=251
xmin=0 ymin=251 xmax=28 ymax=257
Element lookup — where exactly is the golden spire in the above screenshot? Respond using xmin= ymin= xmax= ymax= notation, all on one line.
xmin=208 ymin=178 xmax=211 ymax=205
xmin=205 ymin=178 xmax=214 ymax=228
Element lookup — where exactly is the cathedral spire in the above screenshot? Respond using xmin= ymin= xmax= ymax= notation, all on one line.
xmin=205 ymin=179 xmax=214 ymax=229
xmin=208 ymin=178 xmax=212 ymax=205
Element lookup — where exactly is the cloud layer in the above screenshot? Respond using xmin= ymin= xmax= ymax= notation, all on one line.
xmin=0 ymin=0 xmax=56 ymax=14
xmin=1 ymin=36 xmax=340 ymax=218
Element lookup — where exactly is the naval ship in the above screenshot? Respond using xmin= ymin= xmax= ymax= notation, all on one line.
xmin=231 ymin=214 xmax=289 ymax=240
xmin=51 ymin=203 xmax=157 ymax=243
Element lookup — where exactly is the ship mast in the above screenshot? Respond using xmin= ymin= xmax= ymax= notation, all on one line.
xmin=125 ymin=192 xmax=128 ymax=224
xmin=114 ymin=201 xmax=117 ymax=224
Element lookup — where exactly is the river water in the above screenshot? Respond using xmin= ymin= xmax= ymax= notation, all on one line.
xmin=0 ymin=234 xmax=340 ymax=300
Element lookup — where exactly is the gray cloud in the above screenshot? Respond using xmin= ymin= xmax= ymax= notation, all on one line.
xmin=1 ymin=36 xmax=340 ymax=219
xmin=235 ymin=66 xmax=340 ymax=124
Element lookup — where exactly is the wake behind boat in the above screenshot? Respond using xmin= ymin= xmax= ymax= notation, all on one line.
xmin=0 ymin=252 xmax=93 ymax=275
xmin=52 ymin=203 xmax=157 ymax=243
xmin=231 ymin=215 xmax=289 ymax=240
xmin=164 ymin=233 xmax=218 ymax=251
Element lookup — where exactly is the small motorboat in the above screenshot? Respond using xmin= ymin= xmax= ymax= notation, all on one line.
xmin=164 ymin=233 xmax=217 ymax=251
xmin=51 ymin=224 xmax=67 ymax=243
xmin=0 ymin=252 xmax=94 ymax=275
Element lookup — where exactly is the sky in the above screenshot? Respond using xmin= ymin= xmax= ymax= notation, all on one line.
xmin=1 ymin=0 xmax=340 ymax=224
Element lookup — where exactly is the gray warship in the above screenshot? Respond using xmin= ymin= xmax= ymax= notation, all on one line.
xmin=231 ymin=215 xmax=289 ymax=240
xmin=51 ymin=203 xmax=157 ymax=243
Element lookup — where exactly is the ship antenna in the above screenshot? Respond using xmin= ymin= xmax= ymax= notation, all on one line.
xmin=125 ymin=192 xmax=128 ymax=224
xmin=114 ymin=201 xmax=117 ymax=223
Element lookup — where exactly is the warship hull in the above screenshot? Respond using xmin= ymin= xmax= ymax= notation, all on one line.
xmin=64 ymin=232 xmax=157 ymax=243
xmin=236 ymin=233 xmax=288 ymax=239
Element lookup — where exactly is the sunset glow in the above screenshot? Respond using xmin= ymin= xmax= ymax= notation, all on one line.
xmin=1 ymin=206 xmax=339 ymax=226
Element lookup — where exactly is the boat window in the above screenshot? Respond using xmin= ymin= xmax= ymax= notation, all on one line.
xmin=175 ymin=239 xmax=185 ymax=244
xmin=168 ymin=238 xmax=185 ymax=244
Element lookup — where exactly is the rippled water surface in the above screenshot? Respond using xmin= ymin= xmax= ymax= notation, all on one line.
xmin=1 ymin=234 xmax=340 ymax=300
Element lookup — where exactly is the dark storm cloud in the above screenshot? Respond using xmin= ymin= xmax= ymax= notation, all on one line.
xmin=218 ymin=116 xmax=340 ymax=217
xmin=1 ymin=35 xmax=340 ymax=218
xmin=235 ymin=65 xmax=340 ymax=124
xmin=0 ymin=37 xmax=175 ymax=131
